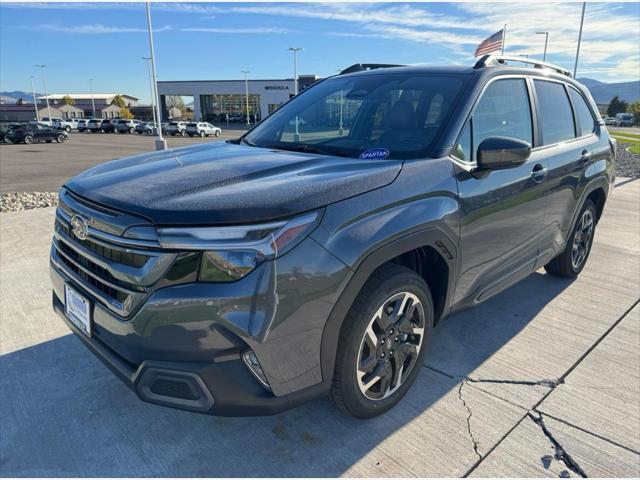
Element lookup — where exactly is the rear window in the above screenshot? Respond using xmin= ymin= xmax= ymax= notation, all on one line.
xmin=534 ymin=80 xmax=576 ymax=145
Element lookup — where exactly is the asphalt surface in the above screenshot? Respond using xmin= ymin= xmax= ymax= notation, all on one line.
xmin=0 ymin=128 xmax=247 ymax=192
xmin=1 ymin=178 xmax=638 ymax=476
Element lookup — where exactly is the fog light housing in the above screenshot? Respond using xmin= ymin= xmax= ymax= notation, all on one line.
xmin=241 ymin=350 xmax=271 ymax=391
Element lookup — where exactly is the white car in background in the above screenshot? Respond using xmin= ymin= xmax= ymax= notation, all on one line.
xmin=166 ymin=121 xmax=188 ymax=136
xmin=53 ymin=118 xmax=80 ymax=132
xmin=40 ymin=116 xmax=64 ymax=128
xmin=186 ymin=122 xmax=222 ymax=138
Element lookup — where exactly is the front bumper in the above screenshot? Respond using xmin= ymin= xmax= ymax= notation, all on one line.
xmin=52 ymin=288 xmax=329 ymax=416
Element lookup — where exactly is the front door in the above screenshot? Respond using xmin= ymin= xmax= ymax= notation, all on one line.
xmin=452 ymin=77 xmax=548 ymax=305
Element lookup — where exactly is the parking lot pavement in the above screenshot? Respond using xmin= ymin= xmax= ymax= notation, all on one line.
xmin=1 ymin=179 xmax=638 ymax=477
xmin=0 ymin=129 xmax=246 ymax=193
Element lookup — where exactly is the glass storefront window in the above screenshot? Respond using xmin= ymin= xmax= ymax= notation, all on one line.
xmin=200 ymin=94 xmax=261 ymax=123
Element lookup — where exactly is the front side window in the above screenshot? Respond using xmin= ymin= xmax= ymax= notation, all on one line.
xmin=569 ymin=87 xmax=596 ymax=137
xmin=473 ymin=78 xmax=533 ymax=149
xmin=245 ymin=73 xmax=466 ymax=159
xmin=535 ymin=80 xmax=576 ymax=145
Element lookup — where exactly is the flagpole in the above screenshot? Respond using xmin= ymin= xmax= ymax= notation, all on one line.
xmin=573 ymin=2 xmax=586 ymax=78
xmin=502 ymin=24 xmax=507 ymax=54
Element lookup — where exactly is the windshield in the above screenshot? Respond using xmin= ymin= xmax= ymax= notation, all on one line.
xmin=244 ymin=73 xmax=465 ymax=159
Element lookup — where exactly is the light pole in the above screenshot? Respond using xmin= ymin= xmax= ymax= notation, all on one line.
xmin=574 ymin=2 xmax=586 ymax=78
xmin=142 ymin=57 xmax=158 ymax=133
xmin=241 ymin=70 xmax=250 ymax=126
xmin=145 ymin=2 xmax=166 ymax=150
xmin=88 ymin=78 xmax=96 ymax=118
xmin=287 ymin=47 xmax=303 ymax=95
xmin=35 ymin=64 xmax=51 ymax=120
xmin=536 ymin=32 xmax=549 ymax=62
xmin=30 ymin=75 xmax=39 ymax=122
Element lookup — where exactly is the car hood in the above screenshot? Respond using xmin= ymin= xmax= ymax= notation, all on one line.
xmin=65 ymin=142 xmax=402 ymax=225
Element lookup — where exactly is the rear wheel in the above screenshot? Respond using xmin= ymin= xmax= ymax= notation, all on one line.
xmin=65 ymin=126 xmax=71 ymax=132
xmin=200 ymin=131 xmax=205 ymax=137
xmin=23 ymin=134 xmax=33 ymax=144
xmin=214 ymin=130 xmax=221 ymax=137
xmin=180 ymin=130 xmax=186 ymax=136
xmin=331 ymin=264 xmax=433 ymax=418
xmin=56 ymin=134 xmax=66 ymax=143
xmin=129 ymin=127 xmax=134 ymax=134
xmin=545 ymin=199 xmax=597 ymax=278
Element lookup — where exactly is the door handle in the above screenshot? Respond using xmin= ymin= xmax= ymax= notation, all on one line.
xmin=531 ymin=163 xmax=548 ymax=183
xmin=580 ymin=149 xmax=592 ymax=164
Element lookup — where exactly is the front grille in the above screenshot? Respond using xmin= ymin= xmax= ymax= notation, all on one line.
xmin=56 ymin=247 xmax=129 ymax=306
xmin=57 ymin=221 xmax=149 ymax=268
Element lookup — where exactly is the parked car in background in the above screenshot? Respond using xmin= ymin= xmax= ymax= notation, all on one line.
xmin=603 ymin=116 xmax=616 ymax=126
xmin=6 ymin=123 xmax=68 ymax=144
xmin=166 ymin=121 xmax=188 ymax=136
xmin=101 ymin=119 xmax=118 ymax=133
xmin=86 ymin=119 xmax=102 ymax=133
xmin=186 ymin=122 xmax=222 ymax=137
xmin=135 ymin=122 xmax=155 ymax=135
xmin=39 ymin=116 xmax=64 ymax=128
xmin=115 ymin=119 xmax=142 ymax=134
xmin=53 ymin=118 xmax=80 ymax=132
xmin=615 ymin=112 xmax=634 ymax=127
xmin=161 ymin=122 xmax=170 ymax=134
xmin=1 ymin=122 xmax=22 ymax=143
xmin=77 ymin=119 xmax=89 ymax=132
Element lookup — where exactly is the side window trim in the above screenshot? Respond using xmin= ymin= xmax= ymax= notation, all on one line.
xmin=564 ymin=82 xmax=579 ymax=139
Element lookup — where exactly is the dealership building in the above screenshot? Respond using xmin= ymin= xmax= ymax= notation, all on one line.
xmin=157 ymin=75 xmax=318 ymax=122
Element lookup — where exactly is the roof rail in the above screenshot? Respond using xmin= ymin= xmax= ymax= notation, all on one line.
xmin=473 ymin=55 xmax=572 ymax=77
xmin=339 ymin=63 xmax=405 ymax=75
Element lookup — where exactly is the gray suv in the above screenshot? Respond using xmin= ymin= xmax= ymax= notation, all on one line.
xmin=50 ymin=56 xmax=615 ymax=418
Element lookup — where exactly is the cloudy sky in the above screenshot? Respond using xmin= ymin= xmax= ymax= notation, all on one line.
xmin=1 ymin=2 xmax=638 ymax=102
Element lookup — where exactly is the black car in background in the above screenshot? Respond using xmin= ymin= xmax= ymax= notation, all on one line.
xmin=1 ymin=122 xmax=20 ymax=143
xmin=6 ymin=123 xmax=68 ymax=144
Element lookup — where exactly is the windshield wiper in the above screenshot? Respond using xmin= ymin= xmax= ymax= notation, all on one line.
xmin=270 ymin=144 xmax=347 ymax=157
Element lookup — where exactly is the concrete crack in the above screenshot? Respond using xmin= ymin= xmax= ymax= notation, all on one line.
xmin=426 ymin=366 xmax=562 ymax=388
xmin=528 ymin=410 xmax=588 ymax=478
xmin=458 ymin=380 xmax=481 ymax=462
xmin=467 ymin=377 xmax=563 ymax=388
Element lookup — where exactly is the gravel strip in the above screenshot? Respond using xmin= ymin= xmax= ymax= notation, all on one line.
xmin=1 ymin=192 xmax=59 ymax=213
xmin=615 ymin=142 xmax=640 ymax=179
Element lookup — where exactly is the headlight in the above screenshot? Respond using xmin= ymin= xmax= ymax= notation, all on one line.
xmin=157 ymin=211 xmax=321 ymax=282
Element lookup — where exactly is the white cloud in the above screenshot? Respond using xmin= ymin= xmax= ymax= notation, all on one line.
xmin=26 ymin=23 xmax=173 ymax=34
xmin=180 ymin=26 xmax=289 ymax=34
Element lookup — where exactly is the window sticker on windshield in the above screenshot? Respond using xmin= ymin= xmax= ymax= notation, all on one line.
xmin=359 ymin=148 xmax=390 ymax=160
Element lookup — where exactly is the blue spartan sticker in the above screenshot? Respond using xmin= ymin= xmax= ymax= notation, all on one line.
xmin=359 ymin=148 xmax=390 ymax=160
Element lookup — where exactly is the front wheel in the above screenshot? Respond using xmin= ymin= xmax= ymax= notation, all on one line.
xmin=23 ymin=135 xmax=33 ymax=144
xmin=56 ymin=134 xmax=66 ymax=143
xmin=200 ymin=131 xmax=205 ymax=138
xmin=330 ymin=264 xmax=433 ymax=418
xmin=65 ymin=126 xmax=71 ymax=132
xmin=545 ymin=199 xmax=597 ymax=278
xmin=180 ymin=130 xmax=186 ymax=137
xmin=214 ymin=130 xmax=221 ymax=137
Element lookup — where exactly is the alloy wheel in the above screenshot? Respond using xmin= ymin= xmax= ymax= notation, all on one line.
xmin=571 ymin=209 xmax=594 ymax=270
xmin=356 ymin=291 xmax=425 ymax=400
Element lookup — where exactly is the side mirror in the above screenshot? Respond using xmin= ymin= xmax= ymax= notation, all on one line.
xmin=477 ymin=136 xmax=531 ymax=170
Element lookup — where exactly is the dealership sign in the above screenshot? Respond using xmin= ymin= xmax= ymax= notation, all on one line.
xmin=264 ymin=85 xmax=290 ymax=90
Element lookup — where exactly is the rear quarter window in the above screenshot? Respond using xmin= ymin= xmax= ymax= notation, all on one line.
xmin=569 ymin=87 xmax=596 ymax=137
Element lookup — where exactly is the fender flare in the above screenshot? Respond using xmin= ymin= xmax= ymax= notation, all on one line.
xmin=319 ymin=226 xmax=458 ymax=381
xmin=567 ymin=176 xmax=610 ymax=240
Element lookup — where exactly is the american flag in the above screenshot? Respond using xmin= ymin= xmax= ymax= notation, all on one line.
xmin=474 ymin=29 xmax=504 ymax=57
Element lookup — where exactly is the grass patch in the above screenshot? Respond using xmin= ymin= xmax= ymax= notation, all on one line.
xmin=610 ymin=130 xmax=640 ymax=141
xmin=629 ymin=143 xmax=640 ymax=155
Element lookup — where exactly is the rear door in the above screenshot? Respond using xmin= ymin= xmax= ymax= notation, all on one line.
xmin=531 ymin=79 xmax=604 ymax=265
xmin=453 ymin=77 xmax=548 ymax=305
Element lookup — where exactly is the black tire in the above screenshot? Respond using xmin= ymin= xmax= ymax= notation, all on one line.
xmin=188 ymin=134 xmax=194 ymax=137
xmin=171 ymin=132 xmax=176 ymax=136
xmin=46 ymin=139 xmax=53 ymax=143
xmin=545 ymin=199 xmax=597 ymax=278
xmin=129 ymin=127 xmax=134 ymax=134
xmin=56 ymin=134 xmax=66 ymax=143
xmin=3 ymin=135 xmax=10 ymax=144
xmin=65 ymin=126 xmax=71 ymax=132
xmin=214 ymin=130 xmax=221 ymax=137
xmin=200 ymin=131 xmax=205 ymax=138
xmin=23 ymin=135 xmax=33 ymax=144
xmin=180 ymin=130 xmax=186 ymax=137
xmin=330 ymin=264 xmax=434 ymax=418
